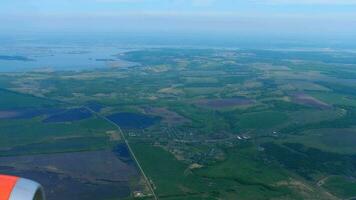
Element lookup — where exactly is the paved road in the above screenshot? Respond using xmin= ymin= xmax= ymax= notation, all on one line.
xmin=85 ymin=107 xmax=158 ymax=200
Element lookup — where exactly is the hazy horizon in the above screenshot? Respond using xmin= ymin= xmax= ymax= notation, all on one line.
xmin=1 ymin=0 xmax=356 ymax=47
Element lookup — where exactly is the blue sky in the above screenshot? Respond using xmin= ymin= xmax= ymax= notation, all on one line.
xmin=1 ymin=0 xmax=356 ymax=39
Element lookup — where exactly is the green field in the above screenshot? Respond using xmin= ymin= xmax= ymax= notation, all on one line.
xmin=0 ymin=89 xmax=57 ymax=109
xmin=131 ymin=142 xmax=213 ymax=197
xmin=281 ymin=128 xmax=356 ymax=154
xmin=323 ymin=176 xmax=356 ymax=199
xmin=308 ymin=91 xmax=356 ymax=107
xmin=238 ymin=111 xmax=289 ymax=129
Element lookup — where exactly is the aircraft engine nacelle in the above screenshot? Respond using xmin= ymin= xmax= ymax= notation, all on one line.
xmin=0 ymin=175 xmax=45 ymax=200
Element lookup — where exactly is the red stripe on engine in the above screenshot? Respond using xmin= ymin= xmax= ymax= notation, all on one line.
xmin=0 ymin=175 xmax=19 ymax=200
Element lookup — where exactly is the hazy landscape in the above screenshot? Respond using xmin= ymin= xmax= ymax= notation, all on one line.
xmin=1 ymin=0 xmax=356 ymax=199
xmin=1 ymin=44 xmax=356 ymax=199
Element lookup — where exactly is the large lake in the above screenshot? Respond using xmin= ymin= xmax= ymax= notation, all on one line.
xmin=0 ymin=45 xmax=137 ymax=72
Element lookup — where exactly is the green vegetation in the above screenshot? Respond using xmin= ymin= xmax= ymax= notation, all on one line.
xmin=309 ymin=91 xmax=356 ymax=107
xmin=238 ymin=111 xmax=288 ymax=129
xmin=131 ymin=142 xmax=205 ymax=197
xmin=323 ymin=176 xmax=356 ymax=199
xmin=281 ymin=128 xmax=356 ymax=154
xmin=0 ymin=89 xmax=57 ymax=109
xmin=0 ymin=116 xmax=116 ymax=155
xmin=1 ymin=48 xmax=356 ymax=199
xmin=262 ymin=143 xmax=356 ymax=180
xmin=196 ymin=145 xmax=296 ymax=199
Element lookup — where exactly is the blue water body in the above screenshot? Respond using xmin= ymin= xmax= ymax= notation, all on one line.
xmin=114 ymin=144 xmax=130 ymax=158
xmin=113 ymin=143 xmax=133 ymax=163
xmin=0 ymin=55 xmax=34 ymax=61
xmin=43 ymin=108 xmax=92 ymax=123
xmin=1 ymin=35 xmax=355 ymax=73
xmin=107 ymin=112 xmax=160 ymax=129
xmin=0 ymin=45 xmax=137 ymax=72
